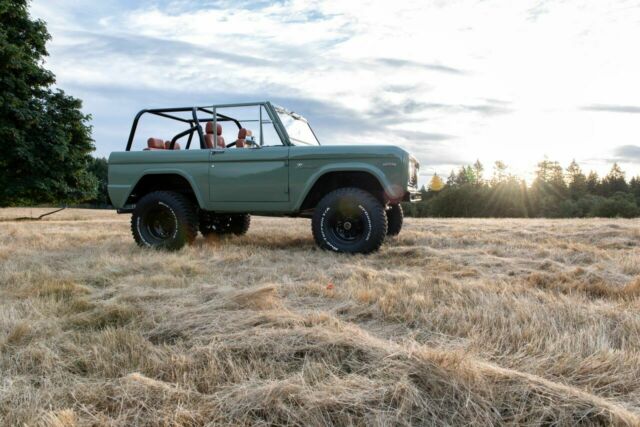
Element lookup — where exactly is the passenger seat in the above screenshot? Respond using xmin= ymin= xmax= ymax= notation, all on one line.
xmin=204 ymin=122 xmax=225 ymax=148
xmin=144 ymin=138 xmax=165 ymax=150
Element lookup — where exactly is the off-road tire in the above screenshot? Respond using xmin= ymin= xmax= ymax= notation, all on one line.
xmin=199 ymin=211 xmax=218 ymax=236
xmin=131 ymin=191 xmax=197 ymax=250
xmin=228 ymin=214 xmax=251 ymax=235
xmin=386 ymin=203 xmax=403 ymax=236
xmin=199 ymin=211 xmax=231 ymax=236
xmin=312 ymin=187 xmax=387 ymax=254
xmin=200 ymin=213 xmax=250 ymax=236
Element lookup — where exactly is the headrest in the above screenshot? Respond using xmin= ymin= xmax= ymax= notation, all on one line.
xmin=147 ymin=138 xmax=165 ymax=149
xmin=204 ymin=122 xmax=223 ymax=135
xmin=164 ymin=141 xmax=180 ymax=150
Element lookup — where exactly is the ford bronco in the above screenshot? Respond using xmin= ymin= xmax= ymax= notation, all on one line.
xmin=108 ymin=102 xmax=420 ymax=254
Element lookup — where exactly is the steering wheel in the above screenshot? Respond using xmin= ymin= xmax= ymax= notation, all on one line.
xmin=225 ymin=140 xmax=259 ymax=149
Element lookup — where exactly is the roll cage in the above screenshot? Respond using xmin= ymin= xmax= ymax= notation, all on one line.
xmin=125 ymin=101 xmax=296 ymax=151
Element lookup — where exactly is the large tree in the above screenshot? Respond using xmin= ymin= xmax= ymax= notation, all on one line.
xmin=0 ymin=0 xmax=96 ymax=206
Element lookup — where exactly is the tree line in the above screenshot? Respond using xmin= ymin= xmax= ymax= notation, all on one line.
xmin=403 ymin=160 xmax=640 ymax=218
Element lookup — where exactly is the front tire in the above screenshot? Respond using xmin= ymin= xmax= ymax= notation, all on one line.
xmin=312 ymin=188 xmax=387 ymax=254
xmin=386 ymin=203 xmax=403 ymax=236
xmin=131 ymin=191 xmax=197 ymax=250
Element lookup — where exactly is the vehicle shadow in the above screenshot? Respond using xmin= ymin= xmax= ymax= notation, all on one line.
xmin=196 ymin=234 xmax=316 ymax=250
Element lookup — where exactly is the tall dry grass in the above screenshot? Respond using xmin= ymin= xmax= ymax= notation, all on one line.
xmin=1 ymin=209 xmax=639 ymax=426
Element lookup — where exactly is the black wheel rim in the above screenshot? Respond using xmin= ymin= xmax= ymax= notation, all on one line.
xmin=145 ymin=205 xmax=176 ymax=240
xmin=327 ymin=203 xmax=367 ymax=244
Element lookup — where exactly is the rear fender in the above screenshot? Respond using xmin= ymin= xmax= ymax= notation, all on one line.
xmin=109 ymin=168 xmax=206 ymax=208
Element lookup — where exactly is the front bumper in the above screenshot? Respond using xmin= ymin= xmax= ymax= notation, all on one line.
xmin=403 ymin=189 xmax=421 ymax=202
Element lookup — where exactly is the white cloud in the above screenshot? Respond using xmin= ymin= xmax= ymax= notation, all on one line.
xmin=31 ymin=0 xmax=640 ymax=184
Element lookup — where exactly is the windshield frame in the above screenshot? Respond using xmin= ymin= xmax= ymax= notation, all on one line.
xmin=273 ymin=105 xmax=321 ymax=146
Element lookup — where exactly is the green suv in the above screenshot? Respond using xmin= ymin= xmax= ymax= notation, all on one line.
xmin=108 ymin=101 xmax=420 ymax=254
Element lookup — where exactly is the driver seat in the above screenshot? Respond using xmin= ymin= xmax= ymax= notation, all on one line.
xmin=204 ymin=122 xmax=225 ymax=148
xmin=235 ymin=128 xmax=253 ymax=148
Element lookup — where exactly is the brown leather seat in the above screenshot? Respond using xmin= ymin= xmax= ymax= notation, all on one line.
xmin=235 ymin=128 xmax=253 ymax=148
xmin=164 ymin=141 xmax=181 ymax=150
xmin=204 ymin=122 xmax=225 ymax=148
xmin=144 ymin=138 xmax=165 ymax=150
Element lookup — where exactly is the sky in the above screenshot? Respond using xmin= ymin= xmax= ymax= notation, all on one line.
xmin=31 ymin=0 xmax=640 ymax=186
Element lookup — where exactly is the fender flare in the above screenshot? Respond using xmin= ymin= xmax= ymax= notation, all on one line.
xmin=293 ymin=164 xmax=399 ymax=211
xmin=126 ymin=169 xmax=206 ymax=208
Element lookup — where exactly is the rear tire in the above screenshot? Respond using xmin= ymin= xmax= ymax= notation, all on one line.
xmin=199 ymin=211 xmax=230 ymax=236
xmin=228 ymin=214 xmax=251 ymax=235
xmin=131 ymin=191 xmax=197 ymax=250
xmin=200 ymin=213 xmax=250 ymax=236
xmin=312 ymin=187 xmax=387 ymax=254
xmin=386 ymin=203 xmax=403 ymax=236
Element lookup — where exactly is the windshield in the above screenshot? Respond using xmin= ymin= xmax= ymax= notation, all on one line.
xmin=275 ymin=107 xmax=320 ymax=146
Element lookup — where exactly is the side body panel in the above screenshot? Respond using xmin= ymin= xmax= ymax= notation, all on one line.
xmin=207 ymin=147 xmax=290 ymax=212
xmin=288 ymin=145 xmax=409 ymax=211
xmin=108 ymin=150 xmax=210 ymax=208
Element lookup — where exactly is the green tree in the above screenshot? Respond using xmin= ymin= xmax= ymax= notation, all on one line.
xmin=455 ymin=165 xmax=476 ymax=186
xmin=473 ymin=159 xmax=484 ymax=186
xmin=630 ymin=176 xmax=640 ymax=202
xmin=601 ymin=163 xmax=628 ymax=196
xmin=549 ymin=162 xmax=567 ymax=196
xmin=490 ymin=160 xmax=508 ymax=186
xmin=446 ymin=170 xmax=456 ymax=187
xmin=0 ymin=0 xmax=96 ymax=206
xmin=485 ymin=176 xmax=529 ymax=217
xmin=586 ymin=171 xmax=600 ymax=195
xmin=590 ymin=193 xmax=638 ymax=218
xmin=531 ymin=158 xmax=567 ymax=217
xmin=87 ymin=157 xmax=110 ymax=206
xmin=566 ymin=159 xmax=587 ymax=199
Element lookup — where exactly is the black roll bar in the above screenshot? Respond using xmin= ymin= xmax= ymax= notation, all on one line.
xmin=169 ymin=125 xmax=198 ymax=150
xmin=125 ymin=102 xmax=289 ymax=151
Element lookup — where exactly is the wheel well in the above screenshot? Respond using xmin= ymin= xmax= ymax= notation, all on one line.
xmin=300 ymin=171 xmax=386 ymax=211
xmin=127 ymin=174 xmax=198 ymax=205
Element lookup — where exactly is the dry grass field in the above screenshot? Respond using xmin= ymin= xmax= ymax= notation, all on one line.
xmin=1 ymin=208 xmax=639 ymax=426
